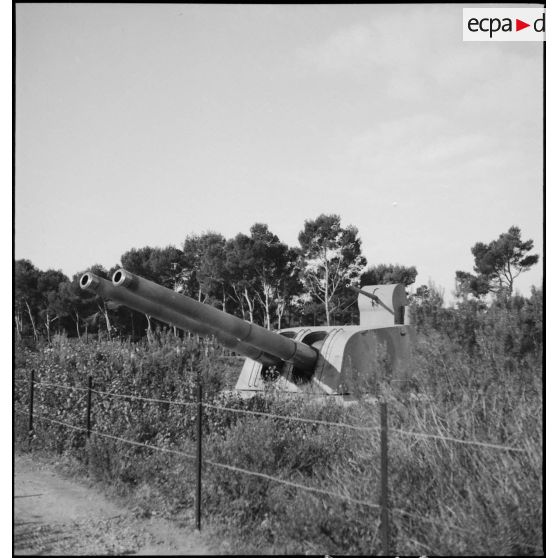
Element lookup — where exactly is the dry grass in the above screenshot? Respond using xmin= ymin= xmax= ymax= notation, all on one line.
xmin=14 ymin=305 xmax=543 ymax=555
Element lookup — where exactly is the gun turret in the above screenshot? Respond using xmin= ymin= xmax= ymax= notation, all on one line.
xmin=80 ymin=270 xmax=414 ymax=399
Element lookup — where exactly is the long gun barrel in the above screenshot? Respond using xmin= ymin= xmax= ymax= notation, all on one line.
xmin=112 ymin=269 xmax=318 ymax=371
xmin=80 ymin=272 xmax=279 ymax=367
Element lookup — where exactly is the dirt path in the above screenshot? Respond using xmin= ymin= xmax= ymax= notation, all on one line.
xmin=14 ymin=453 xmax=216 ymax=555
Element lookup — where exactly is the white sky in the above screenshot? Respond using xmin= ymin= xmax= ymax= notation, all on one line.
xmin=15 ymin=3 xmax=543 ymax=300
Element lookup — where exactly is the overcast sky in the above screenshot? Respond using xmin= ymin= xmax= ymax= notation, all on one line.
xmin=15 ymin=3 xmax=543 ymax=301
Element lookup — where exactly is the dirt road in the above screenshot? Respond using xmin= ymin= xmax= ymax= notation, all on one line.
xmin=14 ymin=453 xmax=216 ymax=555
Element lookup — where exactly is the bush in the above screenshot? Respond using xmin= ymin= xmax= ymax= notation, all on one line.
xmin=14 ymin=299 xmax=542 ymax=555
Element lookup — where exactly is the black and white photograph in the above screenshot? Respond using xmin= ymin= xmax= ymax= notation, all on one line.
xmin=13 ymin=3 xmax=545 ymax=556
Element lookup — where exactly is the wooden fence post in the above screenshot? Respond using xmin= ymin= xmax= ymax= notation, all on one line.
xmin=86 ymin=375 xmax=93 ymax=439
xmin=28 ymin=369 xmax=35 ymax=441
xmin=380 ymin=401 xmax=390 ymax=555
xmin=195 ymin=379 xmax=203 ymax=530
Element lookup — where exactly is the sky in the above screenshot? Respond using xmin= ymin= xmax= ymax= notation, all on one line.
xmin=15 ymin=3 xmax=543 ymax=302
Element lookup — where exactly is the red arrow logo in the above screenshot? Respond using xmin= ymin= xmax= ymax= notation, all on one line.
xmin=516 ymin=19 xmax=530 ymax=31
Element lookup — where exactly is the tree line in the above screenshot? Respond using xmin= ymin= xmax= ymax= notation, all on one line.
xmin=15 ymin=216 xmax=538 ymax=343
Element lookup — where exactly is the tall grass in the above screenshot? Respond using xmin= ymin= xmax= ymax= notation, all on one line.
xmin=14 ymin=319 xmax=542 ymax=555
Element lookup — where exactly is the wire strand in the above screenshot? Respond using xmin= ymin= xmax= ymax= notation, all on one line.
xmin=203 ymin=458 xmax=380 ymax=509
xmin=31 ymin=414 xmax=197 ymax=459
xmin=389 ymin=427 xmax=527 ymax=453
xmin=35 ymin=381 xmax=90 ymax=393
xmin=202 ymin=402 xmax=378 ymax=432
xmin=91 ymin=388 xmax=197 ymax=407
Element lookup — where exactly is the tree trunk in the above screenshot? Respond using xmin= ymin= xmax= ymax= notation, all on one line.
xmin=276 ymin=299 xmax=285 ymax=331
xmin=45 ymin=311 xmax=51 ymax=343
xmin=321 ymin=247 xmax=331 ymax=326
xmin=324 ymin=273 xmax=330 ymax=326
xmin=243 ymin=288 xmax=254 ymax=323
xmin=506 ymin=261 xmax=514 ymax=295
xmin=14 ymin=312 xmax=23 ymax=340
xmin=100 ymin=304 xmax=112 ymax=340
xmin=263 ymin=286 xmax=271 ymax=330
xmin=74 ymin=309 xmax=81 ymax=339
xmin=232 ymin=285 xmax=246 ymax=320
xmin=24 ymin=300 xmax=38 ymax=342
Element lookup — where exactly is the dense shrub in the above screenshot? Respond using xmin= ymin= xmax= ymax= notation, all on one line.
xmin=14 ymin=299 xmax=542 ymax=555
xmin=411 ymin=287 xmax=543 ymax=360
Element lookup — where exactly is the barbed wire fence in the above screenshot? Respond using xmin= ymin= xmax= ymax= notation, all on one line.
xmin=13 ymin=371 xmax=542 ymax=556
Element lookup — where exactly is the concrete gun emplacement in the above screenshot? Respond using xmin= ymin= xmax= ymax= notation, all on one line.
xmin=80 ymin=270 xmax=415 ymax=399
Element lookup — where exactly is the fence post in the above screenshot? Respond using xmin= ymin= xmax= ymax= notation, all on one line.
xmin=86 ymin=375 xmax=93 ymax=439
xmin=195 ymin=379 xmax=203 ymax=531
xmin=28 ymin=369 xmax=35 ymax=441
xmin=380 ymin=401 xmax=390 ymax=556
